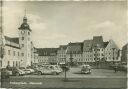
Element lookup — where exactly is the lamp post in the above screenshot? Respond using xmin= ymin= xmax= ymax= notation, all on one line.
xmin=112 ymin=48 xmax=115 ymax=64
xmin=64 ymin=57 xmax=67 ymax=81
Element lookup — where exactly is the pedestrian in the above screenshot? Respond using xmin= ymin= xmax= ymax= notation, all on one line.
xmin=114 ymin=66 xmax=118 ymax=73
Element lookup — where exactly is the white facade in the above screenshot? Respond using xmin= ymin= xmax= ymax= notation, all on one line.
xmin=38 ymin=56 xmax=49 ymax=65
xmin=104 ymin=40 xmax=120 ymax=62
xmin=1 ymin=16 xmax=34 ymax=68
xmin=83 ymin=51 xmax=94 ymax=63
xmin=3 ymin=46 xmax=21 ymax=68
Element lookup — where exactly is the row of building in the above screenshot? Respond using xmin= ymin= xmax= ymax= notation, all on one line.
xmin=0 ymin=15 xmax=127 ymax=68
xmin=36 ymin=36 xmax=122 ymax=66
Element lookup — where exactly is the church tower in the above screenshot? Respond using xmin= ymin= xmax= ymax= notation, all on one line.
xmin=18 ymin=15 xmax=32 ymax=67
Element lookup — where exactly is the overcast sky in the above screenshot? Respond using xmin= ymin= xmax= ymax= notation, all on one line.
xmin=2 ymin=1 xmax=127 ymax=49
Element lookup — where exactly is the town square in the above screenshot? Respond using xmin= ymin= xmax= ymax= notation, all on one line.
xmin=0 ymin=1 xmax=127 ymax=89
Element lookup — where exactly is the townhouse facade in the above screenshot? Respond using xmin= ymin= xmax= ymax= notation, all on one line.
xmin=104 ymin=40 xmax=120 ymax=63
xmin=57 ymin=45 xmax=67 ymax=64
xmin=56 ymin=36 xmax=121 ymax=67
xmin=36 ymin=48 xmax=58 ymax=65
xmin=83 ymin=40 xmax=94 ymax=63
xmin=66 ymin=42 xmax=83 ymax=65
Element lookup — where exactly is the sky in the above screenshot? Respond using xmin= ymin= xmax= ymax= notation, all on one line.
xmin=2 ymin=1 xmax=127 ymax=49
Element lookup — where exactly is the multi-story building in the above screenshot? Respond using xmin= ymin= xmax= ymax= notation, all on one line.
xmin=36 ymin=48 xmax=58 ymax=65
xmin=57 ymin=45 xmax=67 ymax=64
xmin=104 ymin=39 xmax=120 ymax=63
xmin=121 ymin=43 xmax=128 ymax=64
xmin=1 ymin=16 xmax=34 ymax=68
xmin=83 ymin=40 xmax=94 ymax=64
xmin=18 ymin=16 xmax=32 ymax=67
xmin=3 ymin=36 xmax=21 ymax=67
xmin=66 ymin=42 xmax=83 ymax=65
xmin=92 ymin=36 xmax=105 ymax=64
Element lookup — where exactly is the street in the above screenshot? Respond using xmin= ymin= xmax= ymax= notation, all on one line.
xmin=15 ymin=67 xmax=126 ymax=78
xmin=1 ymin=68 xmax=127 ymax=89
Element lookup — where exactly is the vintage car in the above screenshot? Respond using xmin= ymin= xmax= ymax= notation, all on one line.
xmin=81 ymin=65 xmax=92 ymax=74
xmin=37 ymin=65 xmax=62 ymax=75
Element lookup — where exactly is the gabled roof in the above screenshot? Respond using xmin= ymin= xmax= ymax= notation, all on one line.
xmin=36 ymin=48 xmax=58 ymax=56
xmin=105 ymin=39 xmax=119 ymax=50
xmin=66 ymin=42 xmax=83 ymax=54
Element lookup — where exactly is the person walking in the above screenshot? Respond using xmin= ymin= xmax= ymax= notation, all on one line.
xmin=114 ymin=65 xmax=118 ymax=73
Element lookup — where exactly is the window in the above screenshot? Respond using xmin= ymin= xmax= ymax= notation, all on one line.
xmin=28 ymin=32 xmax=30 ymax=35
xmin=22 ymin=37 xmax=24 ymax=40
xmin=21 ymin=53 xmax=24 ymax=56
xmin=8 ymin=50 xmax=11 ymax=55
xmin=13 ymin=61 xmax=15 ymax=67
xmin=16 ymin=61 xmax=18 ymax=67
xmin=18 ymin=52 xmax=19 ymax=56
xmin=22 ymin=44 xmax=24 ymax=47
xmin=13 ymin=51 xmax=15 ymax=56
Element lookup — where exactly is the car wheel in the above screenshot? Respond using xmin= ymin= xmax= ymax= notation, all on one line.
xmin=38 ymin=71 xmax=42 ymax=75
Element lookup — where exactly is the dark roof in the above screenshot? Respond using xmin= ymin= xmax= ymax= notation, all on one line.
xmin=83 ymin=40 xmax=93 ymax=52
xmin=36 ymin=48 xmax=58 ymax=56
xmin=19 ymin=23 xmax=31 ymax=31
xmin=59 ymin=45 xmax=67 ymax=50
xmin=103 ymin=42 xmax=109 ymax=48
xmin=92 ymin=36 xmax=104 ymax=48
xmin=18 ymin=16 xmax=31 ymax=31
xmin=5 ymin=36 xmax=19 ymax=44
xmin=4 ymin=36 xmax=20 ymax=49
xmin=67 ymin=42 xmax=83 ymax=54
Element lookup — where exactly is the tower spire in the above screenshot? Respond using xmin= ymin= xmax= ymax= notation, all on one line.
xmin=23 ymin=9 xmax=27 ymax=23
xmin=24 ymin=9 xmax=26 ymax=17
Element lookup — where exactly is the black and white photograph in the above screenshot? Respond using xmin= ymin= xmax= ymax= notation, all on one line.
xmin=0 ymin=0 xmax=127 ymax=89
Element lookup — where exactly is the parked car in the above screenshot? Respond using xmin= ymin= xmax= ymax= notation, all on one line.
xmin=12 ymin=68 xmax=26 ymax=76
xmin=54 ymin=65 xmax=63 ymax=73
xmin=81 ymin=65 xmax=92 ymax=74
xmin=37 ymin=65 xmax=61 ymax=75
xmin=27 ymin=68 xmax=35 ymax=73
xmin=4 ymin=67 xmax=25 ymax=76
xmin=22 ymin=69 xmax=31 ymax=74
